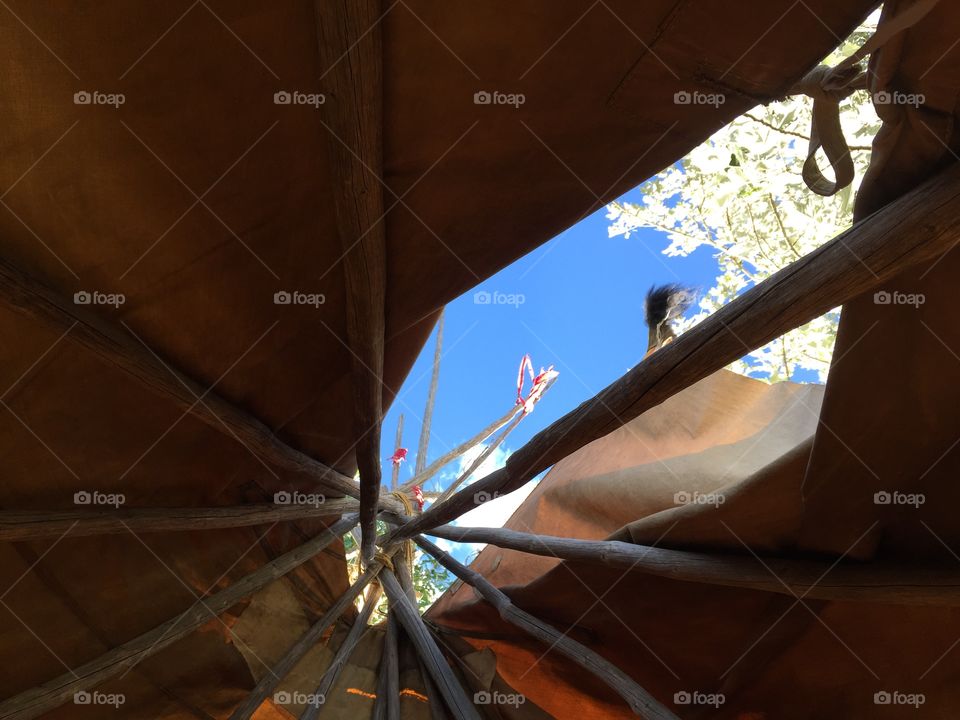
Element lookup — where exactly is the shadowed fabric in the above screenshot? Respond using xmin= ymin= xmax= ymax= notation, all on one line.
xmin=0 ymin=0 xmax=912 ymax=718
xmin=428 ymin=3 xmax=960 ymax=718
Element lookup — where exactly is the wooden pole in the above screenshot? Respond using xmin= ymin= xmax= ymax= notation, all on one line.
xmin=428 ymin=524 xmax=960 ymax=605
xmin=398 ymin=406 xmax=518 ymax=493
xmin=419 ymin=655 xmax=453 ymax=720
xmin=0 ymin=257 xmax=409 ymax=516
xmin=0 ymin=514 xmax=359 ymax=720
xmin=426 ymin=630 xmax=504 ymax=720
xmin=229 ymin=548 xmax=398 ymax=720
xmin=371 ymin=611 xmax=401 ymax=720
xmin=368 ymin=512 xmax=399 ymax=720
xmin=300 ymin=582 xmax=383 ymax=720
xmin=415 ymin=537 xmax=678 ymax=719
xmin=415 ymin=309 xmax=445 ymax=475
xmin=379 ymin=569 xmax=482 ymax=720
xmin=0 ymin=501 xmax=360 ymax=541
xmin=395 ymin=557 xmax=451 ymax=720
xmin=391 ymin=414 xmax=404 ymax=490
xmin=421 ymin=672 xmax=449 ymax=720
xmin=390 ymin=162 xmax=960 ymax=541
xmin=434 ymin=410 xmax=523 ymax=505
xmin=316 ymin=0 xmax=387 ymax=565
xmin=373 ymin=547 xmax=418 ymax=720
xmin=0 ymin=258 xmax=373 ymax=503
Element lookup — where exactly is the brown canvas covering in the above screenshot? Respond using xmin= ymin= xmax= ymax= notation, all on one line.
xmin=3 ymin=0 xmax=954 ymax=718
xmin=430 ymin=1 xmax=960 ymax=718
xmin=430 ymin=371 xmax=827 ymax=718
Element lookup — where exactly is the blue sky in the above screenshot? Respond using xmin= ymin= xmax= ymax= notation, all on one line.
xmin=379 ymin=189 xmax=720 ymax=561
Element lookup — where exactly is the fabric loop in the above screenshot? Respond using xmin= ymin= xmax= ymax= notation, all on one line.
xmin=791 ymin=0 xmax=941 ymax=196
xmin=794 ymin=65 xmax=862 ymax=197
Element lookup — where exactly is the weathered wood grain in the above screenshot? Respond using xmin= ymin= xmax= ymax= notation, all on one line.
xmin=0 ymin=501 xmax=359 ymax=541
xmin=380 ymin=569 xmax=482 ymax=720
xmin=316 ymin=0 xmax=387 ymax=563
xmin=428 ymin=525 xmax=960 ymax=605
xmin=415 ymin=537 xmax=678 ymax=719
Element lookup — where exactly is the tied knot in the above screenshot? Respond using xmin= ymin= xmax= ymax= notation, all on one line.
xmin=391 ymin=490 xmax=415 ymax=516
xmin=374 ymin=550 xmax=395 ymax=572
xmin=388 ymin=491 xmax=416 ymax=569
xmin=791 ymin=64 xmax=865 ymax=197
xmin=792 ymin=64 xmax=864 ymax=103
xmin=786 ymin=0 xmax=940 ymax=197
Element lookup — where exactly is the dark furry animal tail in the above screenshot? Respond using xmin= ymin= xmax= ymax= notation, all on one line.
xmin=645 ymin=284 xmax=696 ymax=354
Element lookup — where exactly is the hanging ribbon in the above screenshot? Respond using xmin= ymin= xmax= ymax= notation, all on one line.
xmin=515 ymin=354 xmax=559 ymax=414
xmin=523 ymin=365 xmax=559 ymax=414
xmin=516 ymin=354 xmax=534 ymax=405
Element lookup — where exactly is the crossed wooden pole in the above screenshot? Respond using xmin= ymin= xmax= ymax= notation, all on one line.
xmin=3 ymin=153 xmax=960 ymax=719
xmin=4 ymin=0 xmax=960 ymax=714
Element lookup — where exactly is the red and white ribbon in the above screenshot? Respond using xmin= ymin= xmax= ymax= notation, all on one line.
xmin=515 ymin=354 xmax=558 ymax=414
xmin=516 ymin=354 xmax=534 ymax=406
